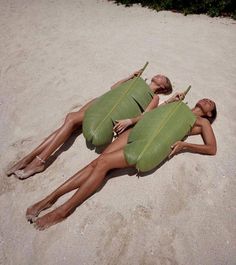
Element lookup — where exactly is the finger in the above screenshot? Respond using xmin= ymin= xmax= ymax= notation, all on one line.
xmin=114 ymin=120 xmax=119 ymax=126
xmin=117 ymin=128 xmax=125 ymax=134
xmin=169 ymin=145 xmax=178 ymax=158
xmin=118 ymin=122 xmax=125 ymax=127
xmin=168 ymin=150 xmax=175 ymax=158
xmin=113 ymin=123 xmax=119 ymax=130
xmin=114 ymin=123 xmax=122 ymax=131
xmin=117 ymin=125 xmax=124 ymax=132
xmin=114 ymin=127 xmax=121 ymax=133
xmin=171 ymin=143 xmax=177 ymax=149
xmin=117 ymin=124 xmax=124 ymax=131
xmin=119 ymin=128 xmax=125 ymax=134
xmin=173 ymin=95 xmax=179 ymax=101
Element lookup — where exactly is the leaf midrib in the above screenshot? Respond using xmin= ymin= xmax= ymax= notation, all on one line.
xmin=93 ymin=77 xmax=149 ymax=135
xmin=137 ymin=102 xmax=182 ymax=161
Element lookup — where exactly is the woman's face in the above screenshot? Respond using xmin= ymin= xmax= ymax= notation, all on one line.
xmin=150 ymin=75 xmax=167 ymax=93
xmin=196 ymin=98 xmax=215 ymax=115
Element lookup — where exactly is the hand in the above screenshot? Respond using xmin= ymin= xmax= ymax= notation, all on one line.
xmin=169 ymin=141 xmax=186 ymax=158
xmin=130 ymin=69 xmax=143 ymax=79
xmin=113 ymin=119 xmax=132 ymax=134
xmin=167 ymin=92 xmax=185 ymax=103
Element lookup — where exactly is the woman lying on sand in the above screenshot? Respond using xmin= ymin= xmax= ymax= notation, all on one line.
xmin=26 ymin=98 xmax=217 ymax=230
xmin=7 ymin=69 xmax=177 ymax=179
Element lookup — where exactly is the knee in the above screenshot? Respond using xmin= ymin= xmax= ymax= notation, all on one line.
xmin=90 ymin=159 xmax=98 ymax=169
xmin=64 ymin=113 xmax=78 ymax=127
xmin=96 ymin=154 xmax=110 ymax=171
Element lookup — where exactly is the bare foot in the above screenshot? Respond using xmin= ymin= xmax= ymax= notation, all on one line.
xmin=26 ymin=198 xmax=55 ymax=223
xmin=14 ymin=165 xmax=45 ymax=179
xmin=6 ymin=156 xmax=33 ymax=176
xmin=34 ymin=209 xmax=67 ymax=230
xmin=14 ymin=158 xmax=45 ymax=179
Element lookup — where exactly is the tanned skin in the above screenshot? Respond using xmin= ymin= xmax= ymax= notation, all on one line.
xmin=26 ymin=98 xmax=216 ymax=230
xmin=7 ymin=70 xmax=177 ymax=179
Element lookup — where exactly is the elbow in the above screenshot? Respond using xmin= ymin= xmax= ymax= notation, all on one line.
xmin=208 ymin=146 xmax=217 ymax=156
xmin=212 ymin=148 xmax=217 ymax=156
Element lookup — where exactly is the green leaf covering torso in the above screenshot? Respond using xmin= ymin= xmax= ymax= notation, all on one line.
xmin=124 ymin=101 xmax=196 ymax=172
xmin=82 ymin=77 xmax=154 ymax=146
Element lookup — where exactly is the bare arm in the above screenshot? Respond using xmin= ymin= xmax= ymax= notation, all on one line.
xmin=110 ymin=69 xmax=143 ymax=90
xmin=144 ymin=95 xmax=160 ymax=112
xmin=169 ymin=117 xmax=217 ymax=157
xmin=113 ymin=95 xmax=160 ymax=134
xmin=159 ymin=91 xmax=186 ymax=106
xmin=188 ymin=125 xmax=201 ymax=135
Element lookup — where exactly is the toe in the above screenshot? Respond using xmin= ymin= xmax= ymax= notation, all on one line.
xmin=34 ymin=219 xmax=44 ymax=230
xmin=6 ymin=170 xmax=13 ymax=176
xmin=14 ymin=170 xmax=24 ymax=179
xmin=14 ymin=169 xmax=31 ymax=180
xmin=26 ymin=214 xmax=37 ymax=223
xmin=33 ymin=221 xmax=40 ymax=230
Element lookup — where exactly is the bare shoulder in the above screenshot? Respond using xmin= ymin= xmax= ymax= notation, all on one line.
xmin=190 ymin=117 xmax=212 ymax=135
xmin=194 ymin=116 xmax=211 ymax=127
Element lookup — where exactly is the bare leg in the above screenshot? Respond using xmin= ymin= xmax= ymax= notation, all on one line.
xmin=6 ymin=129 xmax=59 ymax=175
xmin=34 ymin=148 xmax=131 ymax=230
xmin=26 ymin=163 xmax=94 ymax=222
xmin=26 ymin=130 xmax=131 ymax=222
xmin=14 ymin=99 xmax=96 ymax=179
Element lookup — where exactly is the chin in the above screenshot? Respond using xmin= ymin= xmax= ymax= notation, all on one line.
xmin=195 ymin=102 xmax=203 ymax=109
xmin=196 ymin=100 xmax=206 ymax=110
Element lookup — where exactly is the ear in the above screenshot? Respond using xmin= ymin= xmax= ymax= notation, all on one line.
xmin=207 ymin=111 xmax=212 ymax=117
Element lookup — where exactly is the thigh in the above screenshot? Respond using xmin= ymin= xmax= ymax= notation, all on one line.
xmin=102 ymin=148 xmax=132 ymax=170
xmin=67 ymin=98 xmax=97 ymax=124
xmin=102 ymin=129 xmax=131 ymax=154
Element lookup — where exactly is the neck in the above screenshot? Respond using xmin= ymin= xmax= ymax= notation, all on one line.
xmin=191 ymin=106 xmax=204 ymax=117
xmin=148 ymin=83 xmax=158 ymax=93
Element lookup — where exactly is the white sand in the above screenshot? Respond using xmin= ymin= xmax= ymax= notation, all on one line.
xmin=1 ymin=1 xmax=236 ymax=264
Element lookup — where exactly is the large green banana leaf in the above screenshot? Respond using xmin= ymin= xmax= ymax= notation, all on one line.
xmin=124 ymin=101 xmax=196 ymax=172
xmin=83 ymin=77 xmax=154 ymax=146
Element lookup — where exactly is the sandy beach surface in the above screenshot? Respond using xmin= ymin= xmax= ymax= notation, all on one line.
xmin=1 ymin=1 xmax=236 ymax=264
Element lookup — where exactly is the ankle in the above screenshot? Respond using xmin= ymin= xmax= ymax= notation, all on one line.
xmin=36 ymin=156 xmax=46 ymax=164
xmin=45 ymin=194 xmax=58 ymax=205
xmin=55 ymin=207 xmax=70 ymax=219
xmin=59 ymin=204 xmax=77 ymax=218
